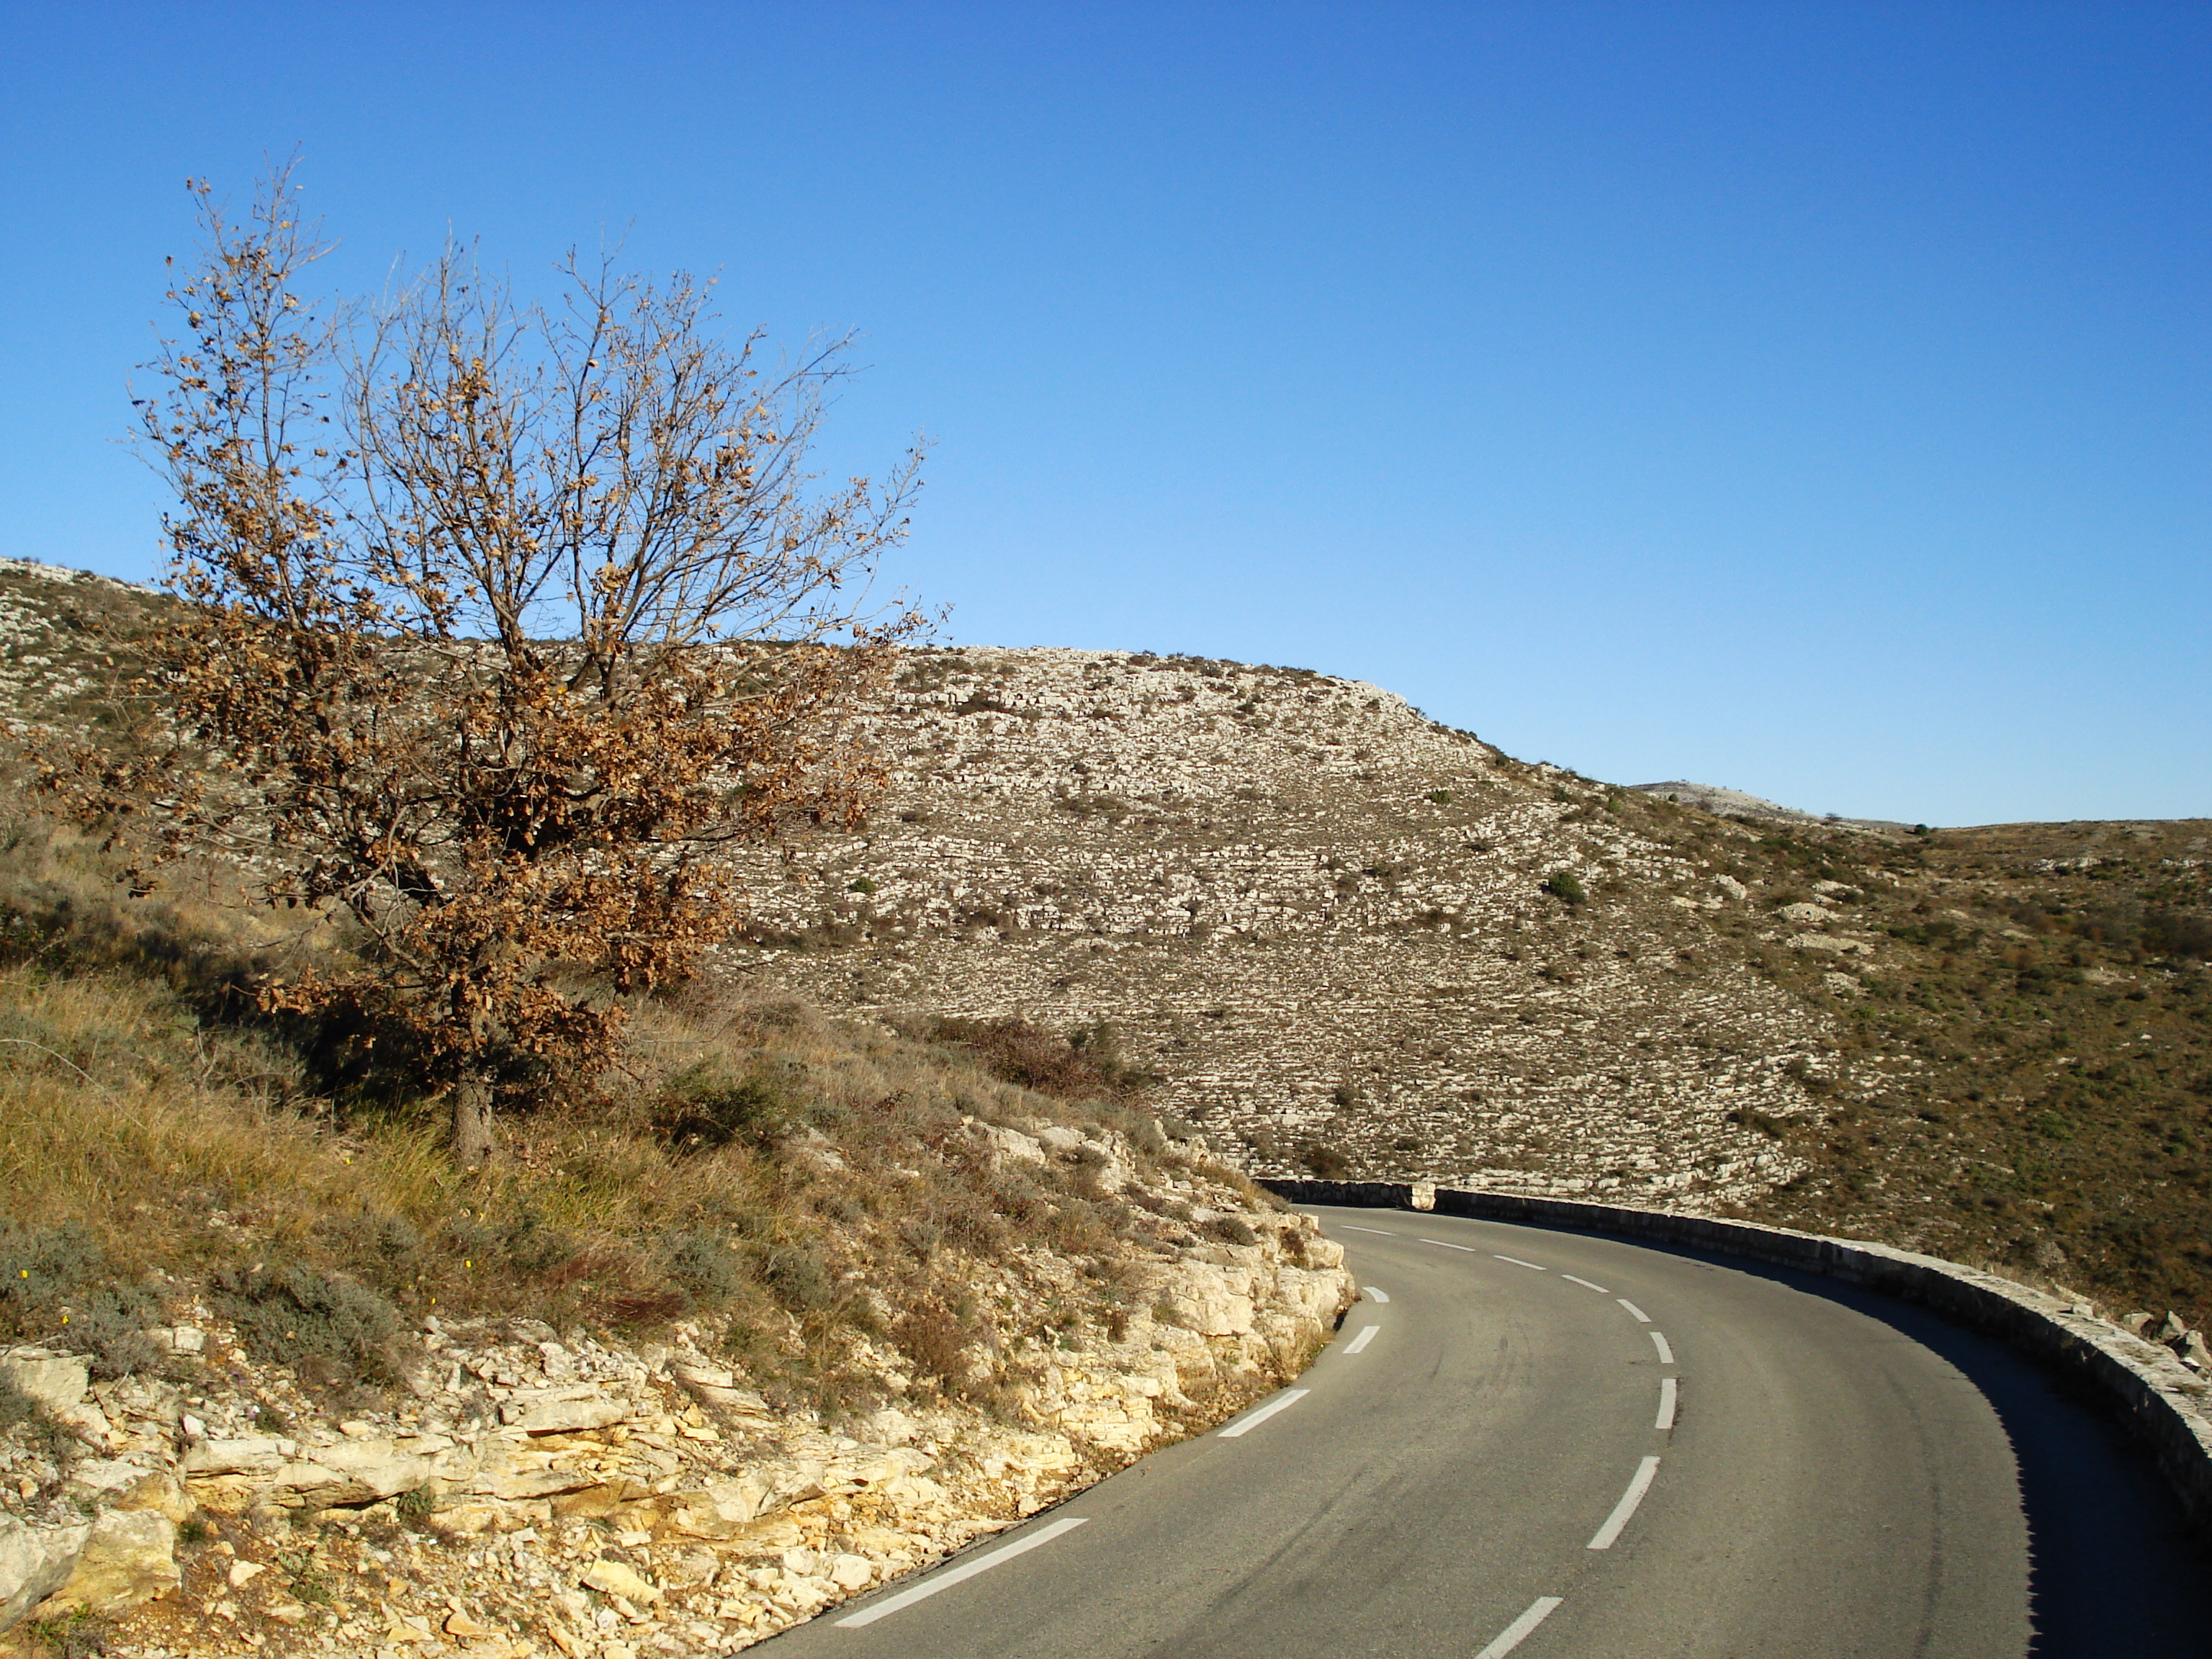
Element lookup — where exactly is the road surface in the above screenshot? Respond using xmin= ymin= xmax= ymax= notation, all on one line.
xmin=757 ymin=1205 xmax=2211 ymax=1657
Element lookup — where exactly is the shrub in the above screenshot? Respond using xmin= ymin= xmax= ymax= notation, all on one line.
xmin=1206 ymin=1215 xmax=1258 ymax=1247
xmin=925 ymin=1016 xmax=1151 ymax=1102
xmin=210 ymin=1262 xmax=406 ymax=1388
xmin=652 ymin=1064 xmax=792 ymax=1152
xmin=1298 ymin=1141 xmax=1352 ymax=1179
xmin=64 ymin=1285 xmax=164 ymax=1380
xmin=27 ymin=1608 xmax=107 ymax=1659
xmin=1543 ymin=871 xmax=1586 ymax=905
xmin=0 ymin=1217 xmax=108 ymax=1339
xmin=892 ymin=1306 xmax=975 ymax=1393
xmin=758 ymin=1244 xmax=835 ymax=1313
xmin=662 ymin=1231 xmax=748 ymax=1309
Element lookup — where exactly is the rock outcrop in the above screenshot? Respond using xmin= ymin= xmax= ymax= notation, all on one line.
xmin=0 ymin=1135 xmax=1350 ymax=1655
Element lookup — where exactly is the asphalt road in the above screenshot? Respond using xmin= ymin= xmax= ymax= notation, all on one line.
xmin=758 ymin=1207 xmax=2212 ymax=1658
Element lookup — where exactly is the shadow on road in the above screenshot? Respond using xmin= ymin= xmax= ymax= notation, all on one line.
xmin=1616 ymin=1237 xmax=2212 ymax=1657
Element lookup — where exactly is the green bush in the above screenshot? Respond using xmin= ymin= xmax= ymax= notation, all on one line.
xmin=1543 ymin=871 xmax=1586 ymax=904
xmin=0 ymin=1217 xmax=107 ymax=1336
xmin=662 ymin=1230 xmax=747 ymax=1308
xmin=1206 ymin=1215 xmax=1258 ymax=1247
xmin=211 ymin=1262 xmax=405 ymax=1387
xmin=65 ymin=1285 xmax=164 ymax=1380
xmin=759 ymin=1243 xmax=835 ymax=1313
xmin=0 ymin=1216 xmax=161 ymax=1375
xmin=652 ymin=1064 xmax=793 ymax=1152
xmin=1298 ymin=1141 xmax=1352 ymax=1179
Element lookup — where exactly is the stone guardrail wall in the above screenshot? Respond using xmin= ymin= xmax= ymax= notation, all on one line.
xmin=1259 ymin=1178 xmax=2212 ymax=1533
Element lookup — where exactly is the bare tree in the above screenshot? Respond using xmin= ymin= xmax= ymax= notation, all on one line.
xmin=48 ymin=162 xmax=924 ymax=1164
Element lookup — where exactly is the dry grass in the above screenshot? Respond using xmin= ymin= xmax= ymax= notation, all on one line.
xmin=0 ymin=813 xmax=1223 ymax=1413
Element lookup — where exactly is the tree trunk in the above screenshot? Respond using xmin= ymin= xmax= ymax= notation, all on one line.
xmin=453 ymin=1072 xmax=497 ymax=1168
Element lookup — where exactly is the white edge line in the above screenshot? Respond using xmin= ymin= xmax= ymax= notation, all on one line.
xmin=1560 ymin=1274 xmax=1609 ymax=1293
xmin=1343 ymin=1325 xmax=1380 ymax=1354
xmin=1473 ymin=1595 xmax=1565 ymax=1659
xmin=1656 ymin=1376 xmax=1678 ymax=1431
xmin=1587 ymin=1455 xmax=1662 ymax=1550
xmin=835 ymin=1517 xmax=1087 ymax=1627
xmin=1618 ymin=1298 xmax=1651 ymax=1322
xmin=1493 ymin=1254 xmax=1547 ymax=1271
xmin=1218 ymin=1388 xmax=1310 ymax=1438
xmin=1340 ymin=1224 xmax=1400 ymax=1236
xmin=1420 ymin=1237 xmax=1481 ymax=1252
xmin=1362 ymin=1285 xmax=1391 ymax=1303
xmin=1650 ymin=1329 xmax=1675 ymax=1364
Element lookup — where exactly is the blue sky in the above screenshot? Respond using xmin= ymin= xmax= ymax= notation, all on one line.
xmin=1 ymin=2 xmax=2204 ymax=825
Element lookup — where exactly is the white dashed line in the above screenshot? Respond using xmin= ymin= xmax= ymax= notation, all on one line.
xmin=1340 ymin=1225 xmax=1400 ymax=1236
xmin=1362 ymin=1286 xmax=1391 ymax=1303
xmin=1492 ymin=1254 xmax=1547 ymax=1271
xmin=1472 ymin=1596 xmax=1565 ymax=1658
xmin=1344 ymin=1325 xmax=1380 ymax=1355
xmin=1617 ymin=1298 xmax=1651 ymax=1322
xmin=1649 ymin=1330 xmax=1675 ymax=1364
xmin=835 ymin=1518 xmax=1088 ymax=1627
xmin=1420 ymin=1238 xmax=1482 ymax=1253
xmin=1218 ymin=1388 xmax=1310 ymax=1439
xmin=1588 ymin=1455 xmax=1662 ymax=1550
xmin=1656 ymin=1377 xmax=1678 ymax=1431
xmin=1560 ymin=1274 xmax=1609 ymax=1293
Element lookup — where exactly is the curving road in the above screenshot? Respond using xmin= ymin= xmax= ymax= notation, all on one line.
xmin=759 ymin=1206 xmax=2211 ymax=1657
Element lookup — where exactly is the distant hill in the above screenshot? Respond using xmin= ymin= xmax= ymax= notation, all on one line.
xmin=1632 ymin=779 xmax=1915 ymax=834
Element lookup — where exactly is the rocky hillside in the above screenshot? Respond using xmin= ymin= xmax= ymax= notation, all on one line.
xmin=724 ymin=646 xmax=1826 ymax=1208
xmin=0 ymin=559 xmax=2205 ymax=1337
xmin=716 ymin=644 xmax=2208 ymax=1333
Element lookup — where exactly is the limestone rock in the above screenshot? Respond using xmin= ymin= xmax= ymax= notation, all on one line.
xmin=433 ymin=1497 xmax=551 ymax=1535
xmin=184 ymin=1437 xmax=296 ymax=1478
xmin=581 ymin=1558 xmax=662 ymax=1604
xmin=1163 ymin=1265 xmax=1256 ymax=1336
xmin=1301 ymin=1234 xmax=1346 ymax=1269
xmin=980 ymin=1124 xmax=1047 ymax=1166
xmin=0 ymin=1348 xmax=87 ymax=1416
xmin=0 ymin=1516 xmax=91 ymax=1631
xmin=500 ymin=1385 xmax=639 ymax=1435
xmin=63 ymin=1460 xmax=192 ymax=1524
xmin=277 ymin=1438 xmax=439 ymax=1503
xmin=827 ymin=1553 xmax=876 ymax=1591
xmin=32 ymin=1509 xmax=178 ymax=1618
xmin=1787 ymin=933 xmax=1866 ymax=956
xmin=668 ymin=1357 xmax=737 ymax=1390
xmin=660 ymin=1473 xmax=777 ymax=1539
xmin=1272 ymin=1265 xmax=1346 ymax=1324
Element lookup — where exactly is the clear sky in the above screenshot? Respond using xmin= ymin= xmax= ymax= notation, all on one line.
xmin=1 ymin=2 xmax=2204 ymax=826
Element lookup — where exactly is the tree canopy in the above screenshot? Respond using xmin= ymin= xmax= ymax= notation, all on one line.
xmin=48 ymin=163 xmax=925 ymax=1163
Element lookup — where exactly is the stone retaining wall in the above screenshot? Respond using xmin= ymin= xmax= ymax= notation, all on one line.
xmin=1261 ymin=1179 xmax=2212 ymax=1534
